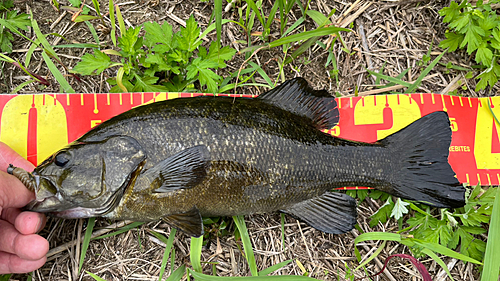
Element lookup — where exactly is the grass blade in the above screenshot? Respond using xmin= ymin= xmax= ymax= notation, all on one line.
xmin=366 ymin=69 xmax=413 ymax=88
xmin=233 ymin=215 xmax=258 ymax=276
xmin=248 ymin=61 xmax=273 ymax=87
xmin=420 ymin=248 xmax=455 ymax=281
xmin=190 ymin=236 xmax=204 ymax=273
xmin=354 ymin=240 xmax=386 ymax=272
xmin=41 ymin=51 xmax=75 ymax=93
xmin=480 ymin=187 xmax=500 ymax=281
xmin=91 ymin=0 xmax=101 ymax=16
xmin=281 ymin=17 xmax=304 ymax=38
xmin=214 ymin=0 xmax=222 ymax=48
xmin=0 ymin=275 xmax=12 ymax=281
xmin=410 ymin=239 xmax=482 ymax=264
xmin=258 ymin=260 xmax=293 ymax=276
xmin=269 ymin=27 xmax=350 ymax=48
xmin=31 ymin=17 xmax=61 ymax=63
xmin=264 ymin=1 xmax=280 ymax=36
xmin=244 ymin=0 xmax=264 ymax=27
xmin=10 ymin=79 xmax=35 ymax=94
xmin=92 ymin=222 xmax=145 ymax=240
xmin=150 ymin=229 xmax=177 ymax=281
xmin=79 ymin=218 xmax=95 ymax=274
xmin=305 ymin=10 xmax=331 ymax=27
xmin=404 ymin=50 xmax=445 ymax=93
xmin=109 ymin=0 xmax=116 ymax=46
xmin=85 ymin=21 xmax=100 ymax=48
xmin=86 ymin=271 xmax=107 ymax=281
xmin=166 ymin=265 xmax=186 ymax=281
xmin=115 ymin=4 xmax=125 ymax=37
xmin=188 ymin=268 xmax=318 ymax=280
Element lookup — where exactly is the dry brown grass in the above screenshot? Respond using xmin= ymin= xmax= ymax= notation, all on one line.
xmin=3 ymin=0 xmax=489 ymax=280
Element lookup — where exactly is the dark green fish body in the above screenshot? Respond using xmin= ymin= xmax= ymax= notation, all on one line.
xmin=25 ymin=78 xmax=465 ymax=236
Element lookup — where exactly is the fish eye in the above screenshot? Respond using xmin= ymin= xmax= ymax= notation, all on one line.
xmin=54 ymin=151 xmax=71 ymax=167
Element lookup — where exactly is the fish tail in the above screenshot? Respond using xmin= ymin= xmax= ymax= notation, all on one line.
xmin=378 ymin=111 xmax=465 ymax=208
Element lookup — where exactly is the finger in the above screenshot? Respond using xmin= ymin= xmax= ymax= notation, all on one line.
xmin=0 ymin=209 xmax=46 ymax=234
xmin=0 ymin=251 xmax=46 ymax=274
xmin=0 ymin=220 xmax=49 ymax=261
xmin=0 ymin=171 xmax=35 ymax=209
xmin=0 ymin=142 xmax=35 ymax=172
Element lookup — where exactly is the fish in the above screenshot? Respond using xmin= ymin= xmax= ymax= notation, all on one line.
xmin=14 ymin=78 xmax=466 ymax=237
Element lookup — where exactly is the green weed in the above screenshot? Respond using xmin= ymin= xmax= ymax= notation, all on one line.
xmin=439 ymin=0 xmax=500 ymax=91
xmin=72 ymin=15 xmax=236 ymax=93
xmin=0 ymin=0 xmax=30 ymax=53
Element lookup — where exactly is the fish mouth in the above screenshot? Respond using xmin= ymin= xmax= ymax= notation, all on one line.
xmin=26 ymin=174 xmax=124 ymax=219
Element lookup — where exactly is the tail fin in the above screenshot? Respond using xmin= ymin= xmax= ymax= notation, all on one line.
xmin=379 ymin=111 xmax=465 ymax=208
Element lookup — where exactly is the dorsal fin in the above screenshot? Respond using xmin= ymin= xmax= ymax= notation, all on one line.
xmin=258 ymin=78 xmax=339 ymax=130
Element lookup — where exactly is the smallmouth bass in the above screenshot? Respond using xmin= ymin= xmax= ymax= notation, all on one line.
xmin=13 ymin=78 xmax=465 ymax=237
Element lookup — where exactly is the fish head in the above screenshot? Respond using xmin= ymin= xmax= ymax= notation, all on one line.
xmin=26 ymin=136 xmax=146 ymax=219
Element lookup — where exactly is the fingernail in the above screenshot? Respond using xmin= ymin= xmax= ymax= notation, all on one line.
xmin=36 ymin=215 xmax=46 ymax=233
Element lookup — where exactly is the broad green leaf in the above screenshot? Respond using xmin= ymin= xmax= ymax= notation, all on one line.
xmin=186 ymin=57 xmax=220 ymax=92
xmin=178 ymin=15 xmax=201 ymax=52
xmin=203 ymin=42 xmax=236 ymax=68
xmin=450 ymin=13 xmax=471 ymax=32
xmin=369 ymin=197 xmax=393 ymax=227
xmin=439 ymin=32 xmax=464 ymax=52
xmin=390 ymin=198 xmax=410 ymax=220
xmin=132 ymin=73 xmax=168 ymax=92
xmin=145 ymin=53 xmax=173 ymax=72
xmin=6 ymin=10 xmax=31 ymax=30
xmin=118 ymin=26 xmax=142 ymax=56
xmin=439 ymin=1 xmax=461 ymax=23
xmin=478 ymin=14 xmax=498 ymax=31
xmin=460 ymin=23 xmax=484 ymax=54
xmin=72 ymin=50 xmax=112 ymax=75
xmin=475 ymin=42 xmax=493 ymax=66
xmin=144 ymin=21 xmax=175 ymax=50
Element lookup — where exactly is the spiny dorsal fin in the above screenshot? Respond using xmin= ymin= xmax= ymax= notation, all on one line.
xmin=163 ymin=206 xmax=204 ymax=237
xmin=258 ymin=78 xmax=339 ymax=130
xmin=282 ymin=192 xmax=357 ymax=234
xmin=144 ymin=145 xmax=210 ymax=193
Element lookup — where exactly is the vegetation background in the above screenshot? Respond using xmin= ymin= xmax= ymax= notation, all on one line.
xmin=1 ymin=0 xmax=499 ymax=280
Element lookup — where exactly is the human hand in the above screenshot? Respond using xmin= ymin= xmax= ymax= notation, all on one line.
xmin=0 ymin=142 xmax=48 ymax=274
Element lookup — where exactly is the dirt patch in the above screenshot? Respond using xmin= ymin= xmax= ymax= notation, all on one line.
xmin=4 ymin=0 xmax=485 ymax=280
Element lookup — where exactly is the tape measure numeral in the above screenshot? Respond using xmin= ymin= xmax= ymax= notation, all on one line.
xmin=449 ymin=117 xmax=458 ymax=132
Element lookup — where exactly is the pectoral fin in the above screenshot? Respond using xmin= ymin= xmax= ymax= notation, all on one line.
xmin=142 ymin=145 xmax=210 ymax=193
xmin=282 ymin=192 xmax=357 ymax=234
xmin=163 ymin=207 xmax=204 ymax=237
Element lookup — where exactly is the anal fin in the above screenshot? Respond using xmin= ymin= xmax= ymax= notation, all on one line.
xmin=282 ymin=192 xmax=357 ymax=235
xmin=163 ymin=206 xmax=204 ymax=237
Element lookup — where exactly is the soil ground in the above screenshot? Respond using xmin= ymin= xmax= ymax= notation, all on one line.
xmin=2 ymin=0 xmax=491 ymax=280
